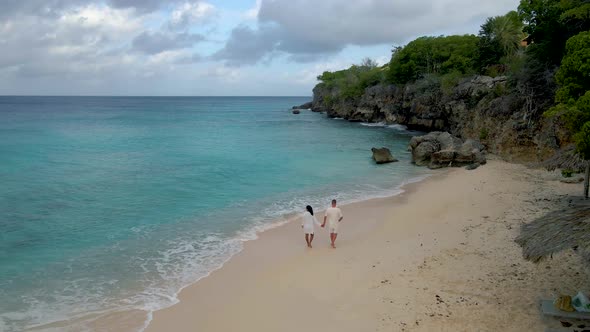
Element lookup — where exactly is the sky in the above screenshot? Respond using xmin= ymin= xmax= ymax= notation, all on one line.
xmin=0 ymin=0 xmax=520 ymax=96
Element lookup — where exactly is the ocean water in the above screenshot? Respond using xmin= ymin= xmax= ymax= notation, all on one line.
xmin=0 ymin=96 xmax=430 ymax=331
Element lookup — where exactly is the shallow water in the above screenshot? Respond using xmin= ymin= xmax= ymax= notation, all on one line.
xmin=0 ymin=96 xmax=430 ymax=331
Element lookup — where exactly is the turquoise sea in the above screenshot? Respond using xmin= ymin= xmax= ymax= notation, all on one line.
xmin=0 ymin=96 xmax=430 ymax=331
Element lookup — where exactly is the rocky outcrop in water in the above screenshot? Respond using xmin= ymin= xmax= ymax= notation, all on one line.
xmin=292 ymin=102 xmax=312 ymax=110
xmin=409 ymin=132 xmax=486 ymax=169
xmin=311 ymin=75 xmax=570 ymax=162
xmin=371 ymin=147 xmax=398 ymax=164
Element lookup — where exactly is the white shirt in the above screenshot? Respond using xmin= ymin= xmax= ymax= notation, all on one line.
xmin=324 ymin=207 xmax=343 ymax=226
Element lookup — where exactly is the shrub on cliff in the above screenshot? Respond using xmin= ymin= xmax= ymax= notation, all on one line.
xmin=386 ymin=35 xmax=479 ymax=84
xmin=317 ymin=59 xmax=386 ymax=100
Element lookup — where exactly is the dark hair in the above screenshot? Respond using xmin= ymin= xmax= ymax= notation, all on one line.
xmin=331 ymin=199 xmax=337 ymax=205
xmin=306 ymin=205 xmax=314 ymax=216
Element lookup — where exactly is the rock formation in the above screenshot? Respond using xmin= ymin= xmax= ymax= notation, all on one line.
xmin=292 ymin=102 xmax=312 ymax=110
xmin=310 ymin=75 xmax=570 ymax=162
xmin=371 ymin=147 xmax=398 ymax=164
xmin=409 ymin=132 xmax=486 ymax=169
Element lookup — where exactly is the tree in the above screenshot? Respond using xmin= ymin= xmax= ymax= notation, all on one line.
xmin=519 ymin=0 xmax=590 ymax=66
xmin=555 ymin=31 xmax=590 ymax=103
xmin=477 ymin=11 xmax=524 ymax=72
xmin=316 ymin=59 xmax=386 ymax=100
xmin=387 ymin=35 xmax=478 ymax=84
xmin=548 ymin=31 xmax=590 ymax=198
xmin=360 ymin=57 xmax=379 ymax=69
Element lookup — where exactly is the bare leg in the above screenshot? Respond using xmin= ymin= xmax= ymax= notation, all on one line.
xmin=309 ymin=234 xmax=314 ymax=248
xmin=330 ymin=233 xmax=337 ymax=248
xmin=305 ymin=234 xmax=310 ymax=247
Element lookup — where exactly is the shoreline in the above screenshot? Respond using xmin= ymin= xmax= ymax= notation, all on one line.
xmin=136 ymin=158 xmax=589 ymax=332
xmin=30 ymin=171 xmax=436 ymax=332
xmin=139 ymin=169 xmax=445 ymax=332
xmin=135 ymin=171 xmax=438 ymax=331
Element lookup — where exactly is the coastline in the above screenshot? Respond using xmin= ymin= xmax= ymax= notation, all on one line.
xmin=131 ymin=158 xmax=590 ymax=332
xmin=139 ymin=168 xmax=442 ymax=332
xmin=41 ymin=170 xmax=435 ymax=332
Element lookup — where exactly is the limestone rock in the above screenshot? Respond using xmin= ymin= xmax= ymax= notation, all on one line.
xmin=371 ymin=147 xmax=398 ymax=164
xmin=409 ymin=132 xmax=486 ymax=169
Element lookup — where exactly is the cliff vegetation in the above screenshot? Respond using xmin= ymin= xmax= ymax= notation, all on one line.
xmin=311 ymin=0 xmax=590 ymax=163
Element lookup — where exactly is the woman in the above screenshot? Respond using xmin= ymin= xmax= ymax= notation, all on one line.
xmin=302 ymin=205 xmax=321 ymax=248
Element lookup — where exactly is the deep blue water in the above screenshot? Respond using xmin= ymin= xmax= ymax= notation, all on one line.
xmin=0 ymin=96 xmax=429 ymax=331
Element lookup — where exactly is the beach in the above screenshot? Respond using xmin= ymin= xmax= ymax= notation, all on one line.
xmin=138 ymin=158 xmax=590 ymax=332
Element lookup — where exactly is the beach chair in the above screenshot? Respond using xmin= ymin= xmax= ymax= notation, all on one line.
xmin=541 ymin=300 xmax=590 ymax=320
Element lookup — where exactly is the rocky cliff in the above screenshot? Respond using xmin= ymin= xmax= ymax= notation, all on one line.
xmin=311 ymin=75 xmax=570 ymax=162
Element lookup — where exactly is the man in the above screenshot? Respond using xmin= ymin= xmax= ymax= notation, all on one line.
xmin=322 ymin=199 xmax=343 ymax=248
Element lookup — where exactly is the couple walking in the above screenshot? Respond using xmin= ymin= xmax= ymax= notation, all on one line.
xmin=301 ymin=199 xmax=343 ymax=249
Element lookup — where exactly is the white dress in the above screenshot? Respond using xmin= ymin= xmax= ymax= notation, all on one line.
xmin=301 ymin=211 xmax=321 ymax=234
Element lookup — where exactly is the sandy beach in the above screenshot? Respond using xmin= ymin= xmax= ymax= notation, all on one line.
xmin=141 ymin=159 xmax=589 ymax=332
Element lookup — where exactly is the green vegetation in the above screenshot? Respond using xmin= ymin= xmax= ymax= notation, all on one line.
xmin=546 ymin=30 xmax=590 ymax=197
xmin=316 ymin=58 xmax=386 ymax=99
xmin=386 ymin=35 xmax=479 ymax=84
xmin=477 ymin=11 xmax=525 ymax=75
xmin=519 ymin=0 xmax=590 ymax=67
xmin=562 ymin=169 xmax=574 ymax=178
xmin=316 ymin=2 xmax=590 ymax=187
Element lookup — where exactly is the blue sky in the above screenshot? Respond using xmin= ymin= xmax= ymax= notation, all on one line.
xmin=0 ymin=0 xmax=519 ymax=96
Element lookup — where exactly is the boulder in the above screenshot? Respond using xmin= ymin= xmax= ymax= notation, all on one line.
xmin=465 ymin=163 xmax=480 ymax=170
xmin=292 ymin=110 xmax=300 ymax=114
xmin=412 ymin=141 xmax=439 ymax=166
xmin=409 ymin=132 xmax=486 ymax=169
xmin=431 ymin=149 xmax=456 ymax=165
xmin=371 ymin=147 xmax=398 ymax=164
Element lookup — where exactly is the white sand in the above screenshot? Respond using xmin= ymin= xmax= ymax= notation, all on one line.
xmin=133 ymin=159 xmax=590 ymax=331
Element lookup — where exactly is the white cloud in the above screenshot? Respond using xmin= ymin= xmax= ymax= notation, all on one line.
xmin=0 ymin=0 xmax=522 ymax=95
xmin=287 ymin=60 xmax=353 ymax=85
xmin=243 ymin=0 xmax=262 ymax=20
xmin=202 ymin=65 xmax=242 ymax=83
xmin=169 ymin=2 xmax=216 ymax=29
xmin=216 ymin=0 xmax=520 ymax=66
xmin=58 ymin=5 xmax=141 ymax=32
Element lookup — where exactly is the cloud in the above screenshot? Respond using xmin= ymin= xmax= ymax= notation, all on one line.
xmin=216 ymin=0 xmax=519 ymax=66
xmin=168 ymin=2 xmax=216 ymax=30
xmin=0 ymin=0 xmax=215 ymax=93
xmin=107 ymin=0 xmax=191 ymax=13
xmin=285 ymin=59 xmax=355 ymax=85
xmin=213 ymin=25 xmax=280 ymax=66
xmin=0 ymin=0 xmax=89 ymax=18
xmin=243 ymin=0 xmax=262 ymax=20
xmin=0 ymin=4 xmax=143 ymax=71
xmin=132 ymin=31 xmax=204 ymax=54
xmin=202 ymin=65 xmax=242 ymax=83
xmin=0 ymin=0 xmax=522 ymax=95
xmin=0 ymin=0 xmax=208 ymax=17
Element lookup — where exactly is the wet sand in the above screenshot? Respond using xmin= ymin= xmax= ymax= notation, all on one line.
xmin=141 ymin=159 xmax=589 ymax=332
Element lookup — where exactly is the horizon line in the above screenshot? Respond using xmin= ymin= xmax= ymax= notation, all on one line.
xmin=0 ymin=95 xmax=312 ymax=98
